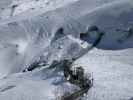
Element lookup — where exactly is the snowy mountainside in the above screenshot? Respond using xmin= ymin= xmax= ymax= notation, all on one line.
xmin=0 ymin=0 xmax=133 ymax=100
xmin=0 ymin=0 xmax=79 ymax=20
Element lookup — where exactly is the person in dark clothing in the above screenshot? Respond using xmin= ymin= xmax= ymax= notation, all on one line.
xmin=10 ymin=4 xmax=18 ymax=16
xmin=80 ymin=25 xmax=99 ymax=40
xmin=80 ymin=25 xmax=104 ymax=47
xmin=51 ymin=27 xmax=65 ymax=42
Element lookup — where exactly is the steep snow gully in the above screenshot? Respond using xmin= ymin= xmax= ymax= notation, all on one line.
xmin=0 ymin=0 xmax=133 ymax=100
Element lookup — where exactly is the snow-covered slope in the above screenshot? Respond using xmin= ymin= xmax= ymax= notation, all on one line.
xmin=0 ymin=0 xmax=79 ymax=19
xmin=0 ymin=0 xmax=133 ymax=100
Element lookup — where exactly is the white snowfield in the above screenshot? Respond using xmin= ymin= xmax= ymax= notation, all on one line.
xmin=0 ymin=0 xmax=133 ymax=100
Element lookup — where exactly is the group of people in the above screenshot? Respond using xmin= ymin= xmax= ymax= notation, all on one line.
xmin=53 ymin=25 xmax=105 ymax=49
